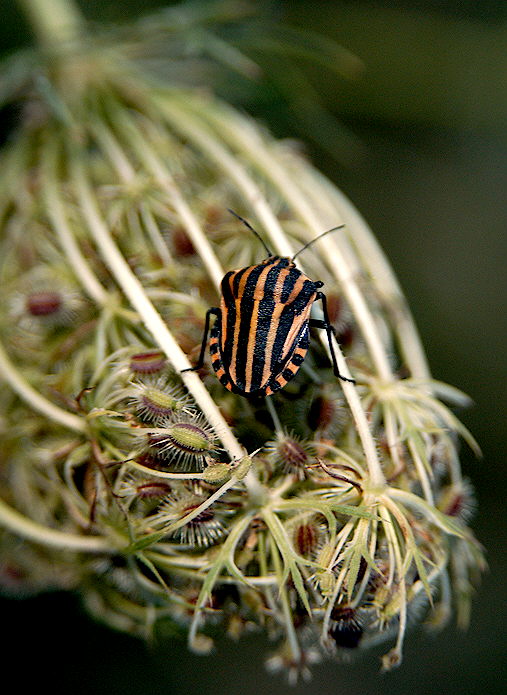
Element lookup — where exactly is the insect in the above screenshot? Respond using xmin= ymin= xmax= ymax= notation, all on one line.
xmin=183 ymin=210 xmax=355 ymax=398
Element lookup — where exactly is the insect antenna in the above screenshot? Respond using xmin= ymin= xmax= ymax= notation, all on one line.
xmin=227 ymin=209 xmax=273 ymax=257
xmin=292 ymin=224 xmax=345 ymax=262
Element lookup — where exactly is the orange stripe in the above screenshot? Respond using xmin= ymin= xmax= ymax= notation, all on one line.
xmin=272 ymin=267 xmax=289 ymax=301
xmin=244 ymin=264 xmax=273 ymax=391
xmin=260 ymin=302 xmax=285 ymax=387
xmin=220 ymin=301 xmax=228 ymax=353
xmin=285 ymin=273 xmax=307 ymax=304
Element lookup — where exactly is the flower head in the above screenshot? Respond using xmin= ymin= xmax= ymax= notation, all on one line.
xmin=0 ymin=0 xmax=484 ymax=682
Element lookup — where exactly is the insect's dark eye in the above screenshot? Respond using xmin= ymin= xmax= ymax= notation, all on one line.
xmin=314 ymin=280 xmax=324 ymax=288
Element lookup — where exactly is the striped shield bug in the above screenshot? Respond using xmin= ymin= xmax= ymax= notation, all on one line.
xmin=183 ymin=210 xmax=355 ymax=398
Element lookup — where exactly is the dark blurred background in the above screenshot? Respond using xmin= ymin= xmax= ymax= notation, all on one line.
xmin=1 ymin=1 xmax=505 ymax=693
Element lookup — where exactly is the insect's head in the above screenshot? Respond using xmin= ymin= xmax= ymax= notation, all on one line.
xmin=260 ymin=255 xmax=293 ymax=269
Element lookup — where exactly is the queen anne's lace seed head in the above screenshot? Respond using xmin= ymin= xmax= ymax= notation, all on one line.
xmin=146 ymin=414 xmax=218 ymax=470
xmin=0 ymin=0 xmax=484 ymax=683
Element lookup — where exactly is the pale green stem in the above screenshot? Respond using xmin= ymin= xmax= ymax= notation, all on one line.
xmin=17 ymin=0 xmax=85 ymax=52
xmin=383 ymin=404 xmax=404 ymax=477
xmin=0 ymin=339 xmax=86 ymax=433
xmin=68 ymin=150 xmax=244 ymax=461
xmin=0 ymin=497 xmax=114 ymax=553
xmin=139 ymin=202 xmax=173 ymax=266
xmin=321 ymin=524 xmax=354 ymax=639
xmin=42 ymin=138 xmax=109 ymax=305
xmin=89 ymin=119 xmax=138 ymax=183
xmin=126 ymin=460 xmax=213 ymax=481
xmin=265 ymin=395 xmax=283 ymax=435
xmin=379 ymin=499 xmax=408 ymax=661
xmin=407 ymin=436 xmax=434 ymax=504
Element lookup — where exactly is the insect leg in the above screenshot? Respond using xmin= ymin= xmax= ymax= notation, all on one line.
xmin=182 ymin=307 xmax=221 ymax=372
xmin=310 ymin=292 xmax=356 ymax=384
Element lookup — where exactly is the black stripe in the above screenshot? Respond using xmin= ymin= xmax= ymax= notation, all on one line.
xmin=221 ymin=271 xmax=239 ymax=367
xmin=248 ymin=263 xmax=291 ymax=390
xmin=281 ymin=267 xmax=300 ymax=303
xmin=292 ymin=351 xmax=305 ymax=366
xmin=271 ymin=307 xmax=298 ymax=369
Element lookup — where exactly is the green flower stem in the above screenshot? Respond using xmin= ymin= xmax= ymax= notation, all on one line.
xmin=0 ymin=496 xmax=114 ymax=553
xmin=139 ymin=202 xmax=173 ymax=267
xmin=17 ymin=0 xmax=85 ymax=53
xmin=42 ymin=137 xmax=109 ymax=305
xmin=377 ymin=502 xmax=408 ymax=669
xmin=126 ymin=460 xmax=213 ymax=481
xmin=0 ymin=340 xmax=86 ymax=433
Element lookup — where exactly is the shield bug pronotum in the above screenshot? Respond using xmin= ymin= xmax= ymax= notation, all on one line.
xmin=183 ymin=210 xmax=355 ymax=398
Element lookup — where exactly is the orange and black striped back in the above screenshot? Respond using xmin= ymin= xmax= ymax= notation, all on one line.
xmin=213 ymin=257 xmax=320 ymax=396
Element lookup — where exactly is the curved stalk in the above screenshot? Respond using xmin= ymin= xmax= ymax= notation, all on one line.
xmin=0 ymin=339 xmax=86 ymax=433
xmin=0 ymin=496 xmax=114 ymax=553
xmin=42 ymin=137 xmax=109 ymax=305
xmin=17 ymin=0 xmax=85 ymax=53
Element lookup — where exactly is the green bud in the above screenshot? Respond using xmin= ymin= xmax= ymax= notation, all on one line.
xmin=201 ymin=462 xmax=232 ymax=485
xmin=233 ymin=455 xmax=253 ymax=480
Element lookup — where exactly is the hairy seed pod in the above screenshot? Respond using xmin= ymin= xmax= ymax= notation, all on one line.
xmin=129 ymin=351 xmax=167 ymax=376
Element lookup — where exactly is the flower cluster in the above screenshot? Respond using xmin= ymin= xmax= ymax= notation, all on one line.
xmin=0 ymin=0 xmax=484 ymax=682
